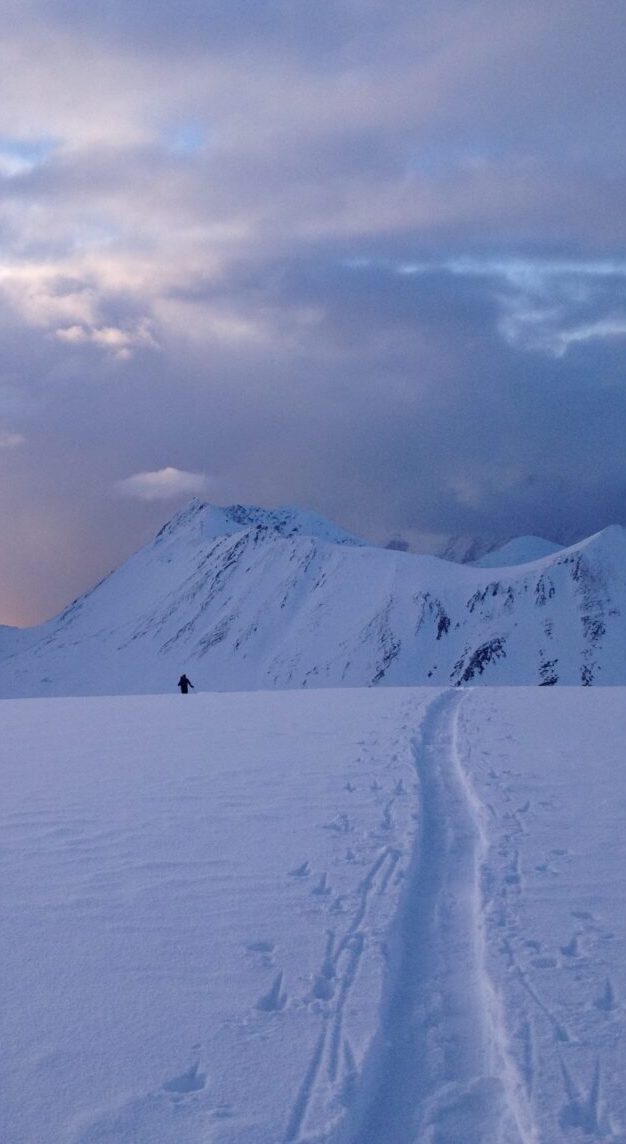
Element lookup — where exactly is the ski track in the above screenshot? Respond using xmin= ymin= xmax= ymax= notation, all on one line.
xmin=328 ymin=689 xmax=538 ymax=1144
xmin=282 ymin=842 xmax=404 ymax=1142
xmin=472 ymin=705 xmax=623 ymax=1142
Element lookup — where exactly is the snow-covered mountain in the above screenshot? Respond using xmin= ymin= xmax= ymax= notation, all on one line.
xmin=1 ymin=500 xmax=625 ymax=696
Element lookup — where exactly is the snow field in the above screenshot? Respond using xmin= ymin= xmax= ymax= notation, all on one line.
xmin=459 ymin=690 xmax=626 ymax=1142
xmin=0 ymin=690 xmax=426 ymax=1144
xmin=1 ymin=687 xmax=625 ymax=1143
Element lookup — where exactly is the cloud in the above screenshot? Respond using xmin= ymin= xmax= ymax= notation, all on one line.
xmin=391 ymin=256 xmax=626 ymax=357
xmin=0 ymin=0 xmax=625 ymax=623
xmin=113 ymin=467 xmax=212 ymax=502
xmin=55 ymin=319 xmax=159 ymax=359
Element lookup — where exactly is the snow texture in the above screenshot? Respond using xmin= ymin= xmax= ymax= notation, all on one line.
xmin=1 ymin=501 xmax=625 ymax=696
xmin=1 ymin=687 xmax=625 ymax=1143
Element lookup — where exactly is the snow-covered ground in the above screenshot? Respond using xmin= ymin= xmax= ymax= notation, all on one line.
xmin=1 ymin=688 xmax=625 ymax=1143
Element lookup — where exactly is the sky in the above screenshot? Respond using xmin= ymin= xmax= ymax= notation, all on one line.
xmin=0 ymin=0 xmax=625 ymax=624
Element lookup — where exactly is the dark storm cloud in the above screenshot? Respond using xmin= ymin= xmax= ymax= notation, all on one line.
xmin=214 ymin=252 xmax=626 ymax=541
xmin=0 ymin=0 xmax=625 ymax=622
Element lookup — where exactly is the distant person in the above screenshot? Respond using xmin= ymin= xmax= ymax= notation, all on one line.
xmin=178 ymin=674 xmax=194 ymax=694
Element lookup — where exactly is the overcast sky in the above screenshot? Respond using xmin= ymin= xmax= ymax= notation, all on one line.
xmin=1 ymin=0 xmax=625 ymax=623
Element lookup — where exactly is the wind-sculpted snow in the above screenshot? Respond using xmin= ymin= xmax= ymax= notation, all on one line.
xmin=1 ymin=501 xmax=626 ymax=696
xmin=2 ymin=688 xmax=626 ymax=1143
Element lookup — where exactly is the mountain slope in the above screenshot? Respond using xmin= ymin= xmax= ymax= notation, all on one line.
xmin=471 ymin=535 xmax=563 ymax=567
xmin=1 ymin=503 xmax=625 ymax=695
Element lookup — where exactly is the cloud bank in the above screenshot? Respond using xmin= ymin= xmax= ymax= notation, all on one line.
xmin=0 ymin=0 xmax=625 ymax=622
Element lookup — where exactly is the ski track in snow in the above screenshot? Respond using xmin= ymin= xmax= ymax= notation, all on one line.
xmin=330 ymin=689 xmax=536 ymax=1144
xmin=282 ymin=843 xmax=404 ymax=1142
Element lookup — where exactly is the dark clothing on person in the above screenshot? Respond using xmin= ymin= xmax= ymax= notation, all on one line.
xmin=178 ymin=674 xmax=194 ymax=694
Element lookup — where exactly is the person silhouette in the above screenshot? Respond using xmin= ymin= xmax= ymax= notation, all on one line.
xmin=178 ymin=674 xmax=194 ymax=694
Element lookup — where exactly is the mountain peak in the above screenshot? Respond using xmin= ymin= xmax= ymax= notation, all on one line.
xmin=154 ymin=500 xmax=365 ymax=548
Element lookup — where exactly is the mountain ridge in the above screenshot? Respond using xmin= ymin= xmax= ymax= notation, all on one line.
xmin=1 ymin=502 xmax=625 ymax=695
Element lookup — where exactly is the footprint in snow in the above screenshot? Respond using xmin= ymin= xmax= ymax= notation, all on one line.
xmin=246 ymin=940 xmax=275 ymax=953
xmin=311 ymin=872 xmax=331 ymax=896
xmin=323 ymin=814 xmax=352 ymax=833
xmin=162 ymin=1061 xmax=207 ymax=1096
xmin=245 ymin=939 xmax=275 ymax=967
xmin=559 ymin=1057 xmax=604 ymax=1135
xmin=256 ymin=971 xmax=287 ymax=1012
xmin=594 ymin=979 xmax=617 ymax=1011
xmin=560 ymin=934 xmax=581 ymax=958
xmin=380 ymin=803 xmax=394 ymax=831
xmin=311 ymin=974 xmax=335 ymax=1001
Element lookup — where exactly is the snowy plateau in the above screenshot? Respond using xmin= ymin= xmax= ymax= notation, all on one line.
xmin=2 ymin=688 xmax=626 ymax=1143
xmin=2 ymin=505 xmax=626 ymax=1144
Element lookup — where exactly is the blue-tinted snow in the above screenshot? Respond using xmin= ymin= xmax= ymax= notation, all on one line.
xmin=1 ymin=687 xmax=625 ymax=1142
